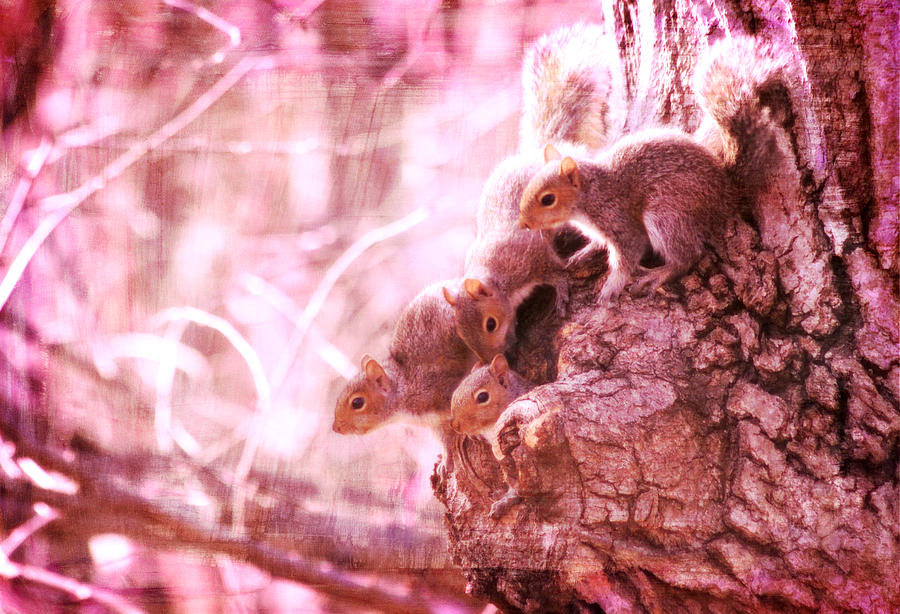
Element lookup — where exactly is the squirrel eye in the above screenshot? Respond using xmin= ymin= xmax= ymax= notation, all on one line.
xmin=540 ymin=193 xmax=556 ymax=207
xmin=350 ymin=396 xmax=366 ymax=410
xmin=485 ymin=317 xmax=497 ymax=333
xmin=476 ymin=390 xmax=490 ymax=404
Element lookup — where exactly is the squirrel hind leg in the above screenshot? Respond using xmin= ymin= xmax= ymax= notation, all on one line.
xmin=631 ymin=261 xmax=690 ymax=295
xmin=598 ymin=265 xmax=631 ymax=304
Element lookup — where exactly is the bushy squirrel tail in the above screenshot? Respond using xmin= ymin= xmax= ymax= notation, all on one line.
xmin=694 ymin=36 xmax=802 ymax=200
xmin=519 ymin=22 xmax=626 ymax=153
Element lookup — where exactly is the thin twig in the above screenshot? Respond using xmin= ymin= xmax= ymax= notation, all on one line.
xmin=0 ymin=504 xmax=143 ymax=613
xmin=16 ymin=458 xmax=79 ymax=494
xmin=0 ymin=420 xmax=460 ymax=614
xmin=378 ymin=0 xmax=442 ymax=90
xmin=163 ymin=0 xmax=241 ymax=65
xmin=154 ymin=319 xmax=190 ymax=453
xmin=149 ymin=306 xmax=271 ymax=412
xmin=164 ymin=0 xmax=241 ymax=47
xmin=239 ymin=273 xmax=356 ymax=378
xmin=0 ymin=139 xmax=52 ymax=256
xmin=0 ymin=56 xmax=262 ymax=315
xmin=1 ymin=503 xmax=60 ymax=556
xmin=0 ymin=555 xmax=145 ymax=614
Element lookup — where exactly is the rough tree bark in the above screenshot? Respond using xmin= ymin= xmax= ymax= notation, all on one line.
xmin=433 ymin=1 xmax=899 ymax=612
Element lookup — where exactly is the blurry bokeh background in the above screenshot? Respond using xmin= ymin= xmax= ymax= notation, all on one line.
xmin=0 ymin=0 xmax=610 ymax=611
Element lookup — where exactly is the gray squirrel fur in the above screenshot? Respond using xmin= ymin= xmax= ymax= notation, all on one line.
xmin=518 ymin=35 xmax=799 ymax=303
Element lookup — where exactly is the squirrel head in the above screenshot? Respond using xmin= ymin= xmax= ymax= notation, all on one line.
xmin=450 ymin=354 xmax=515 ymax=435
xmin=443 ymin=279 xmax=514 ymax=363
xmin=518 ymin=144 xmax=581 ymax=230
xmin=332 ymin=355 xmax=397 ymax=435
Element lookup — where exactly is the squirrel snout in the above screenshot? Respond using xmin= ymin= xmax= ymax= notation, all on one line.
xmin=450 ymin=417 xmax=461 ymax=433
xmin=518 ymin=217 xmax=531 ymax=230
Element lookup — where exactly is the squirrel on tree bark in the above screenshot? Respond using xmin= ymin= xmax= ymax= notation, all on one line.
xmin=450 ymin=353 xmax=535 ymax=516
xmin=519 ymin=36 xmax=797 ymax=303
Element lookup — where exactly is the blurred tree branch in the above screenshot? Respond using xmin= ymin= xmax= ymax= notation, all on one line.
xmin=0 ymin=407 xmax=466 ymax=614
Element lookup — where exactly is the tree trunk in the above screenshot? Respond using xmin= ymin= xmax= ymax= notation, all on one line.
xmin=432 ymin=1 xmax=899 ymax=612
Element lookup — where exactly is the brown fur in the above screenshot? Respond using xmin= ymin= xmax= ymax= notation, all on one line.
xmin=450 ymin=354 xmax=534 ymax=436
xmin=444 ymin=228 xmax=568 ymax=362
xmin=520 ymin=22 xmax=625 ymax=153
xmin=333 ymin=281 xmax=477 ymax=434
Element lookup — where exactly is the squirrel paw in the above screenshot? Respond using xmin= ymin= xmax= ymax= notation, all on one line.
xmin=630 ymin=273 xmax=661 ymax=296
xmin=597 ymin=283 xmax=624 ymax=305
xmin=632 ymin=264 xmax=684 ymax=296
xmin=495 ymin=400 xmax=542 ymax=457
xmin=553 ymin=282 xmax=570 ymax=316
xmin=565 ymin=245 xmax=595 ymax=270
xmin=598 ymin=267 xmax=631 ymax=304
xmin=489 ymin=488 xmax=522 ymax=519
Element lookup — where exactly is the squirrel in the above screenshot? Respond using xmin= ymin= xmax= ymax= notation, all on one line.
xmin=450 ymin=353 xmax=535 ymax=436
xmin=441 ymin=23 xmax=624 ymax=360
xmin=332 ymin=22 xmax=619 ymax=433
xmin=518 ymin=36 xmax=795 ymax=303
xmin=519 ymin=134 xmax=739 ymax=303
xmin=442 ymin=228 xmax=568 ymax=363
xmin=333 ymin=281 xmax=477 ymax=435
xmin=449 ymin=353 xmax=535 ymax=517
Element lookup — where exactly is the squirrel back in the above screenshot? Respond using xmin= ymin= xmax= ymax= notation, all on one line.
xmin=694 ymin=35 xmax=799 ymax=201
xmin=450 ymin=354 xmax=534 ymax=436
xmin=476 ymin=152 xmax=542 ymax=236
xmin=520 ymin=22 xmax=626 ymax=154
xmin=333 ymin=281 xmax=476 ymax=434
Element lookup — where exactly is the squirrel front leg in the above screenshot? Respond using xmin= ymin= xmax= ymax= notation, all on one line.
xmin=489 ymin=455 xmax=522 ymax=519
xmin=598 ymin=230 xmax=646 ymax=304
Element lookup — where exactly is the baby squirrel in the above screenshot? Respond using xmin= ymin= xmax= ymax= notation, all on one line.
xmin=450 ymin=353 xmax=535 ymax=436
xmin=477 ymin=23 xmax=624 ymax=236
xmin=442 ymin=226 xmax=568 ymax=363
xmin=332 ymin=22 xmax=617 ymax=433
xmin=449 ymin=354 xmax=534 ymax=517
xmin=442 ymin=22 xmax=624 ymax=360
xmin=518 ymin=36 xmax=794 ymax=303
xmin=333 ymin=281 xmax=477 ymax=434
xmin=520 ymin=134 xmax=738 ymax=302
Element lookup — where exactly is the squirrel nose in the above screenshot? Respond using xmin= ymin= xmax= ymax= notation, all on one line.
xmin=518 ymin=217 xmax=530 ymax=230
xmin=450 ymin=418 xmax=460 ymax=432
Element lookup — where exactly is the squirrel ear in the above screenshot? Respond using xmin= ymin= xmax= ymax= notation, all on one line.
xmin=362 ymin=356 xmax=388 ymax=384
xmin=489 ymin=354 xmax=509 ymax=387
xmin=544 ymin=144 xmax=562 ymax=162
xmin=489 ymin=353 xmax=509 ymax=377
xmin=560 ymin=156 xmax=579 ymax=186
xmin=442 ymin=286 xmax=457 ymax=307
xmin=463 ymin=278 xmax=492 ymax=299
